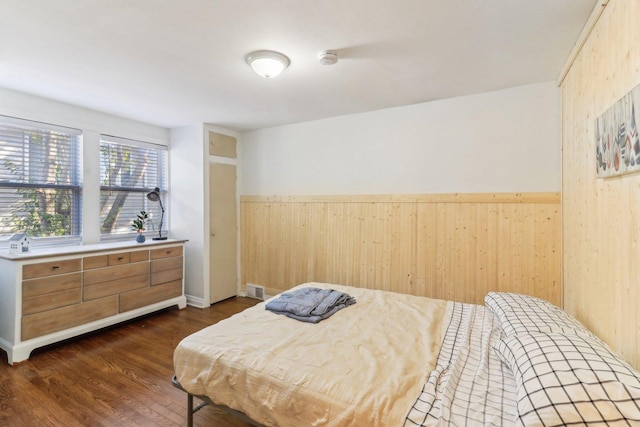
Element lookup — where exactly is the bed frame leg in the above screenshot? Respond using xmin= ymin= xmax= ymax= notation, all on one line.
xmin=187 ymin=393 xmax=194 ymax=427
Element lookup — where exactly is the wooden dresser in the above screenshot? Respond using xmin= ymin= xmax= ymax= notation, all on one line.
xmin=0 ymin=239 xmax=187 ymax=365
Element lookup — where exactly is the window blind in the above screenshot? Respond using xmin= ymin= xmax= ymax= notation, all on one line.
xmin=99 ymin=135 xmax=168 ymax=237
xmin=0 ymin=115 xmax=82 ymax=239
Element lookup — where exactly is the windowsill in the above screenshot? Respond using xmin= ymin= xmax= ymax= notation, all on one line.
xmin=99 ymin=232 xmax=167 ymax=243
xmin=0 ymin=238 xmax=188 ymax=261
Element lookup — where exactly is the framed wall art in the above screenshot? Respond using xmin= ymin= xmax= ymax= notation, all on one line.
xmin=595 ymin=83 xmax=640 ymax=178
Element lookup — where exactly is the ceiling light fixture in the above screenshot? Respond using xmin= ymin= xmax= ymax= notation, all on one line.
xmin=245 ymin=50 xmax=290 ymax=78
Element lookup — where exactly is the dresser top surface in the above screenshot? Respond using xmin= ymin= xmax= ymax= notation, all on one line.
xmin=0 ymin=239 xmax=188 ymax=261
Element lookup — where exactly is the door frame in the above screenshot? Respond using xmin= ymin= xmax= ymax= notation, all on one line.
xmin=204 ymin=127 xmax=240 ymax=306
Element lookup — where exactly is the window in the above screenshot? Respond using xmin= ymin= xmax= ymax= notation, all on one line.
xmin=0 ymin=115 xmax=82 ymax=240
xmin=99 ymin=135 xmax=168 ymax=238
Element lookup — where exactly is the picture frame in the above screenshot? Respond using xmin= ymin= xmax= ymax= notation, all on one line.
xmin=595 ymin=82 xmax=640 ymax=178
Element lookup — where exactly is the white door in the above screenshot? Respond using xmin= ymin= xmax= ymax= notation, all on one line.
xmin=209 ymin=162 xmax=238 ymax=303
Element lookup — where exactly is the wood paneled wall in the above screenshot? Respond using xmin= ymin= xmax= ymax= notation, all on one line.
xmin=241 ymin=193 xmax=561 ymax=306
xmin=562 ymin=0 xmax=640 ymax=368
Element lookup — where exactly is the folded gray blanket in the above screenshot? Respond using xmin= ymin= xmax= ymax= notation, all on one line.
xmin=265 ymin=287 xmax=356 ymax=323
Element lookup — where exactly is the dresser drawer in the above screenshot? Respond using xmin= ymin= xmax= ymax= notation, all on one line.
xmin=83 ymin=262 xmax=149 ymax=286
xmin=108 ymin=252 xmax=130 ymax=266
xmin=84 ymin=274 xmax=149 ymax=301
xmin=83 ymin=255 xmax=108 ymax=270
xmin=22 ymin=296 xmax=118 ymax=340
xmin=23 ymin=258 xmax=81 ymax=280
xmin=150 ymin=246 xmax=183 ymax=260
xmin=129 ymin=250 xmax=149 ymax=263
xmin=120 ymin=280 xmax=182 ymax=312
xmin=23 ymin=272 xmax=81 ymax=299
xmin=23 ymin=288 xmax=81 ymax=316
xmin=151 ymin=268 xmax=183 ymax=286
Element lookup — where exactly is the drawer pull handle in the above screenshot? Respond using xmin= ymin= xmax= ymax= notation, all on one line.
xmin=52 ymin=266 xmax=60 ymax=270
xmin=117 ymin=257 xmax=124 ymax=261
xmin=166 ymin=251 xmax=171 ymax=254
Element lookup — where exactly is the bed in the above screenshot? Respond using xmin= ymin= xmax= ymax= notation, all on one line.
xmin=173 ymin=283 xmax=640 ymax=426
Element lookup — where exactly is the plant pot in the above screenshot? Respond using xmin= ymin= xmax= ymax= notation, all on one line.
xmin=136 ymin=233 xmax=146 ymax=243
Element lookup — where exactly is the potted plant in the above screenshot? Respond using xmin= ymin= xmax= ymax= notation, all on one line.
xmin=131 ymin=211 xmax=149 ymax=243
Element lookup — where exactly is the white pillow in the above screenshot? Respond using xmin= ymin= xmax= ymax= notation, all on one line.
xmin=494 ymin=332 xmax=640 ymax=426
xmin=485 ymin=292 xmax=593 ymax=338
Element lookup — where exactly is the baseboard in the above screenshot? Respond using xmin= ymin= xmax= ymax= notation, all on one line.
xmin=185 ymin=294 xmax=207 ymax=308
xmin=238 ymin=290 xmax=273 ymax=300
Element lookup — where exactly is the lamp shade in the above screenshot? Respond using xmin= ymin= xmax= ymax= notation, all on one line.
xmin=146 ymin=188 xmax=161 ymax=202
xmin=246 ymin=50 xmax=290 ymax=78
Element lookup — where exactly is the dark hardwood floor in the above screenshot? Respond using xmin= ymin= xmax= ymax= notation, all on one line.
xmin=0 ymin=297 xmax=260 ymax=427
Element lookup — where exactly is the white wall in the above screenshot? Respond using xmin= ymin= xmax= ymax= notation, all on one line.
xmin=240 ymin=81 xmax=561 ymax=195
xmin=0 ymin=86 xmax=169 ymax=244
xmin=169 ymin=125 xmax=207 ymax=305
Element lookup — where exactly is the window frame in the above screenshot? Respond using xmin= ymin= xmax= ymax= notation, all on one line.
xmin=0 ymin=115 xmax=83 ymax=246
xmin=98 ymin=135 xmax=169 ymax=241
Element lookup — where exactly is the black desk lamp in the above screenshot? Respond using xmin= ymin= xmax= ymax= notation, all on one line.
xmin=146 ymin=187 xmax=167 ymax=240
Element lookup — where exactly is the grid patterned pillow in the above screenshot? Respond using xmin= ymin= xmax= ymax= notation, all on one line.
xmin=494 ymin=332 xmax=640 ymax=426
xmin=485 ymin=292 xmax=593 ymax=338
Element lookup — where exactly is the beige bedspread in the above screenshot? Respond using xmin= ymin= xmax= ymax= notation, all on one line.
xmin=174 ymin=283 xmax=449 ymax=427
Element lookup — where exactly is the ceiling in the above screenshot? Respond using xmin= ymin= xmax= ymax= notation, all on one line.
xmin=0 ymin=0 xmax=597 ymax=132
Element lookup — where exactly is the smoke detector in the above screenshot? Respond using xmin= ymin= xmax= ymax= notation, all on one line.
xmin=318 ymin=50 xmax=338 ymax=65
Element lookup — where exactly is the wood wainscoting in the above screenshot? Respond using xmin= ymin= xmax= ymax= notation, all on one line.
xmin=240 ymin=193 xmax=561 ymax=306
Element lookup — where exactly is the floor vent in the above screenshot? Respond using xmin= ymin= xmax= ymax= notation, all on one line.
xmin=246 ymin=284 xmax=265 ymax=300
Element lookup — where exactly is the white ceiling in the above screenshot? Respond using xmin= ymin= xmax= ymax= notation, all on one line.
xmin=0 ymin=0 xmax=596 ymax=132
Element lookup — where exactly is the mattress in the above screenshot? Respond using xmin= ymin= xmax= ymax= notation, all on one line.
xmin=174 ymin=283 xmax=449 ymax=426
